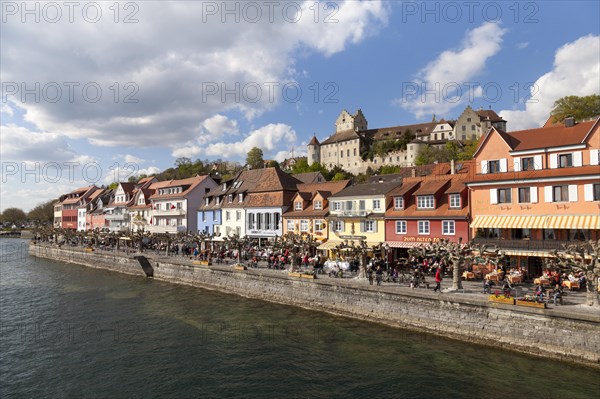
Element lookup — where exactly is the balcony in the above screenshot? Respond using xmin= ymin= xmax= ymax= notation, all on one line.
xmin=331 ymin=210 xmax=368 ymax=217
xmin=152 ymin=208 xmax=187 ymax=216
xmin=105 ymin=213 xmax=129 ymax=221
xmin=146 ymin=225 xmax=187 ymax=234
xmin=471 ymin=238 xmax=593 ymax=252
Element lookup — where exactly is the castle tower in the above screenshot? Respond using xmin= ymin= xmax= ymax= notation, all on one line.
xmin=307 ymin=135 xmax=320 ymax=165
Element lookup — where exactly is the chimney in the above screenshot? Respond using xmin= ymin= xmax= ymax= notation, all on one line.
xmin=451 ymin=159 xmax=455 ymax=175
xmin=411 ymin=169 xmax=416 ymax=178
xmin=564 ymin=117 xmax=575 ymax=127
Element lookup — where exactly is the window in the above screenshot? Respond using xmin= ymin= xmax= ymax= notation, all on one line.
xmin=372 ymin=199 xmax=381 ymax=211
xmin=287 ymin=220 xmax=295 ymax=231
xmin=314 ymin=220 xmax=324 ymax=233
xmin=236 ymin=226 xmax=241 ymax=236
xmin=314 ymin=200 xmax=322 ymax=210
xmin=569 ymin=229 xmax=589 ymax=241
xmin=512 ymin=228 xmax=530 ymax=239
xmin=449 ymin=194 xmax=460 ymax=208
xmin=394 ymin=197 xmax=404 ymax=209
xmin=332 ymin=201 xmax=341 ymax=211
xmin=467 ymin=117 xmax=471 ymax=122
xmin=471 ymin=124 xmax=475 ymax=131
xmin=594 ymin=184 xmax=600 ymax=201
xmin=332 ymin=220 xmax=344 ymax=232
xmin=228 ymin=194 xmax=233 ymax=203
xmin=295 ymin=201 xmax=302 ymax=210
xmin=521 ymin=157 xmax=535 ymax=171
xmin=225 ymin=211 xmax=230 ymax=221
xmin=236 ymin=211 xmax=241 ymax=221
xmin=353 ymin=148 xmax=356 ymax=156
xmin=248 ymin=213 xmax=255 ymax=230
xmin=418 ymin=220 xmax=430 ymax=235
xmin=498 ymin=188 xmax=512 ymax=203
xmin=518 ymin=187 xmax=530 ymax=203
xmin=488 ymin=160 xmax=500 ymax=173
xmin=395 ymin=221 xmax=407 ymax=234
xmin=558 ymin=154 xmax=573 ymax=168
xmin=238 ymin=193 xmax=243 ymax=202
xmin=442 ymin=220 xmax=455 ymax=235
xmin=552 ymin=186 xmax=569 ymax=202
xmin=543 ymin=229 xmax=556 ymax=240
xmin=364 ymin=220 xmax=375 ymax=232
xmin=300 ymin=220 xmax=309 ymax=232
xmin=417 ymin=195 xmax=434 ymax=209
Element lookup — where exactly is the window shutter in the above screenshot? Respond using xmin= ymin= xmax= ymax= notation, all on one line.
xmin=499 ymin=158 xmax=508 ymax=172
xmin=329 ymin=221 xmax=334 ymax=232
xmin=573 ymin=151 xmax=583 ymax=167
xmin=568 ymin=185 xmax=578 ymax=202
xmin=544 ymin=186 xmax=553 ymax=202
xmin=513 ymin=157 xmax=521 ymax=172
xmin=530 ymin=187 xmax=538 ymax=203
xmin=549 ymin=154 xmax=558 ymax=169
xmin=340 ymin=221 xmax=345 ymax=232
xmin=584 ymin=184 xmax=594 ymax=201
xmin=372 ymin=221 xmax=378 ymax=233
xmin=534 ymin=155 xmax=543 ymax=170
xmin=359 ymin=221 xmax=365 ymax=233
xmin=481 ymin=160 xmax=488 ymax=174
xmin=591 ymin=150 xmax=599 ymax=166
xmin=490 ymin=189 xmax=498 ymax=204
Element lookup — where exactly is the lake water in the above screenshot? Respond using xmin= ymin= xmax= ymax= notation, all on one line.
xmin=1 ymin=239 xmax=598 ymax=398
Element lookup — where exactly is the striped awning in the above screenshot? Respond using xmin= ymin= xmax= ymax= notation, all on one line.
xmin=317 ymin=241 xmax=339 ymax=250
xmin=471 ymin=215 xmax=547 ymax=229
xmin=386 ymin=241 xmax=422 ymax=248
xmin=545 ymin=215 xmax=600 ymax=230
xmin=472 ymin=215 xmax=599 ymax=230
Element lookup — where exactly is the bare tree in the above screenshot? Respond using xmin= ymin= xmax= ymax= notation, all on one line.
xmin=551 ymin=240 xmax=600 ymax=307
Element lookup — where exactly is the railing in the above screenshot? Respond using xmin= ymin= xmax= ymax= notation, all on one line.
xmin=104 ymin=213 xmax=129 ymax=221
xmin=152 ymin=209 xmax=186 ymax=216
xmin=472 ymin=238 xmax=592 ymax=251
xmin=331 ymin=210 xmax=368 ymax=217
xmin=145 ymin=225 xmax=187 ymax=234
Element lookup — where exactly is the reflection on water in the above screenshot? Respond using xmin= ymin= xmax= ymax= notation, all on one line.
xmin=1 ymin=239 xmax=599 ymax=398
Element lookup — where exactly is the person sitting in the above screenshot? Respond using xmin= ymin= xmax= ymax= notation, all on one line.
xmin=483 ymin=279 xmax=495 ymax=294
xmin=535 ymin=283 xmax=545 ymax=300
xmin=501 ymin=278 xmax=512 ymax=296
xmin=553 ymin=284 xmax=563 ymax=305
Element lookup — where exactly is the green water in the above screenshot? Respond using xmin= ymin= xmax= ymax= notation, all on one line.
xmin=1 ymin=240 xmax=598 ymax=398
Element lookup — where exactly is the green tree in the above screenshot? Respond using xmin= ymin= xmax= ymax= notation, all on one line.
xmin=550 ymin=94 xmax=600 ymax=123
xmin=246 ymin=147 xmax=264 ymax=169
xmin=378 ymin=165 xmax=401 ymax=175
xmin=331 ymin=172 xmax=347 ymax=181
xmin=1 ymin=207 xmax=27 ymax=225
xmin=291 ymin=158 xmax=310 ymax=174
xmin=267 ymin=160 xmax=280 ymax=168
xmin=27 ymin=200 xmax=55 ymax=224
xmin=108 ymin=182 xmax=119 ymax=190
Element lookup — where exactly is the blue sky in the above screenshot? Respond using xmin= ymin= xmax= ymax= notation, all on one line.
xmin=1 ymin=1 xmax=599 ymax=211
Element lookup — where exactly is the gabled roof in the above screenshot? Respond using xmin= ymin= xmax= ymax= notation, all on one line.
xmin=149 ymin=175 xmax=210 ymax=200
xmin=413 ymin=179 xmax=449 ymax=196
xmin=320 ymin=129 xmax=361 ymax=145
xmin=368 ymin=121 xmax=438 ymax=140
xmin=476 ymin=109 xmax=504 ymax=122
xmin=285 ymin=180 xmax=351 ymax=217
xmin=331 ymin=180 xmax=401 ymax=198
xmin=294 ymin=171 xmax=325 ymax=184
xmin=389 ymin=181 xmax=420 ymax=196
xmin=60 ymin=186 xmax=97 ymax=205
xmin=474 ymin=118 xmax=599 ymax=156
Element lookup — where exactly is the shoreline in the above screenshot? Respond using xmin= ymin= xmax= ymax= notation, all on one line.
xmin=27 ymin=242 xmax=600 ymax=369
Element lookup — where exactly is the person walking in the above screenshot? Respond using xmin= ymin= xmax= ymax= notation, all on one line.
xmin=375 ymin=265 xmax=383 ymax=286
xmin=433 ymin=266 xmax=442 ymax=292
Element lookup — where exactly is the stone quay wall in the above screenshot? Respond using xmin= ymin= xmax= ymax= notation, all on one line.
xmin=28 ymin=244 xmax=600 ymax=368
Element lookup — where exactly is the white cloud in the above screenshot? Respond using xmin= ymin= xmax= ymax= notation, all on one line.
xmin=394 ymin=22 xmax=506 ymax=118
xmin=517 ymin=42 xmax=529 ymax=49
xmin=500 ymin=35 xmax=600 ymax=130
xmin=124 ymin=154 xmax=145 ymax=164
xmin=2 ymin=1 xmax=387 ymax=148
xmin=1 ymin=103 xmax=14 ymax=117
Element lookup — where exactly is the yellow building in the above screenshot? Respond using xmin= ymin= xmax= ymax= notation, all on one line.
xmin=322 ymin=176 xmax=402 ymax=256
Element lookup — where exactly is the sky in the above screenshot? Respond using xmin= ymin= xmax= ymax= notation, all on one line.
xmin=1 ymin=0 xmax=599 ymax=212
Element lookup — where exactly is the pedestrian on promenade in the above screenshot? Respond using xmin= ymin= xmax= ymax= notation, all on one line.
xmin=375 ymin=265 xmax=383 ymax=286
xmin=367 ymin=266 xmax=374 ymax=285
xmin=433 ymin=266 xmax=442 ymax=292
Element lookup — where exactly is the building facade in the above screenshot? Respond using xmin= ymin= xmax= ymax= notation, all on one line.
xmin=468 ymin=117 xmax=600 ymax=278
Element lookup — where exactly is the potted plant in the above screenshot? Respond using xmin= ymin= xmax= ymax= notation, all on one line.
xmin=515 ymin=294 xmax=547 ymax=309
xmin=488 ymin=290 xmax=514 ymax=305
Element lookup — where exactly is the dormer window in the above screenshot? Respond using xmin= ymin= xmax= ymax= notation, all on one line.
xmin=295 ymin=201 xmax=302 ymax=210
xmin=222 ymin=183 xmax=227 ymax=191
xmin=417 ymin=195 xmax=434 ymax=209
xmin=216 ymin=197 xmax=220 ymax=205
xmin=238 ymin=193 xmax=243 ymax=202
xmin=228 ymin=194 xmax=233 ymax=203
xmin=449 ymin=194 xmax=461 ymax=208
xmin=314 ymin=200 xmax=322 ymax=210
xmin=394 ymin=197 xmax=404 ymax=209
xmin=205 ymin=198 xmax=210 ymax=206
xmin=558 ymin=154 xmax=573 ymax=168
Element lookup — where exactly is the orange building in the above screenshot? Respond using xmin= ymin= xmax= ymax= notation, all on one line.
xmin=468 ymin=117 xmax=600 ymax=278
